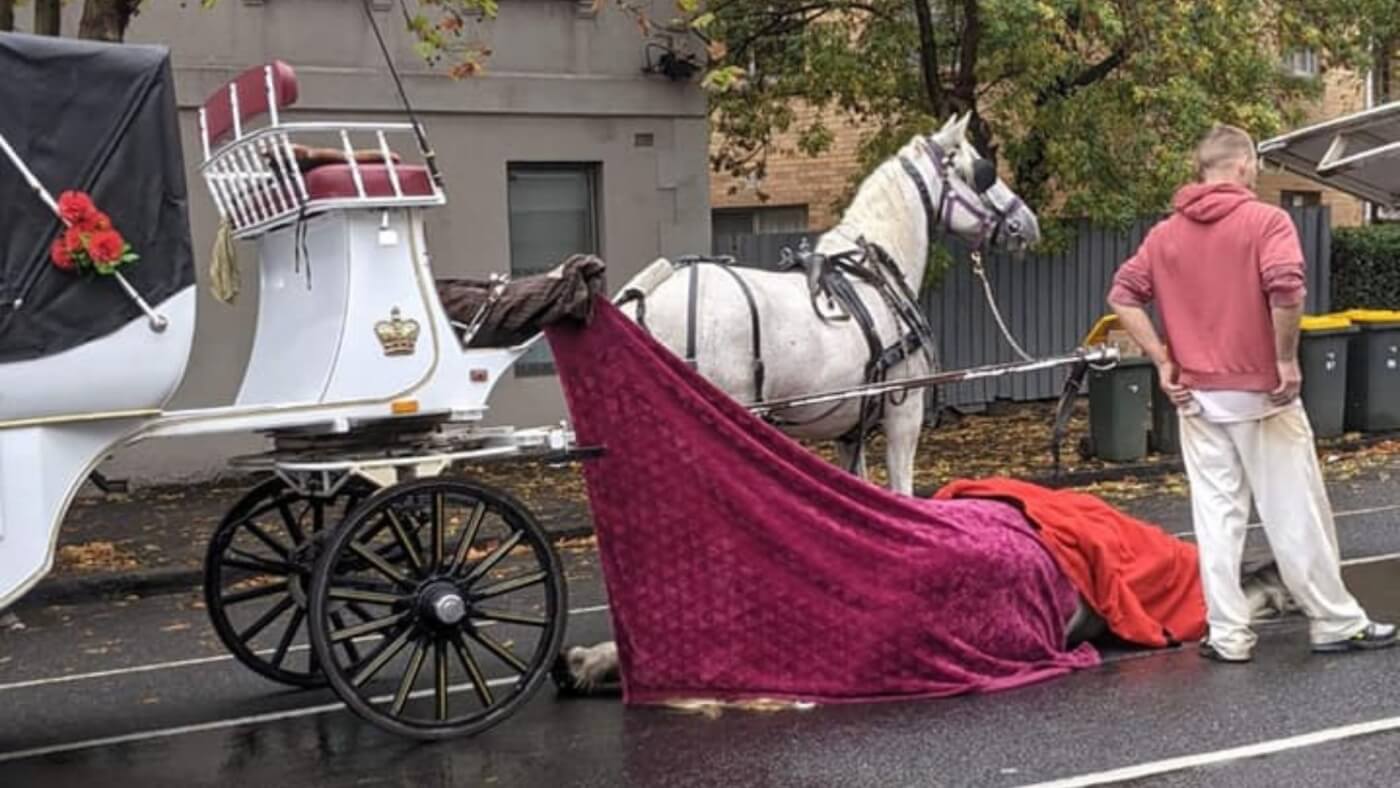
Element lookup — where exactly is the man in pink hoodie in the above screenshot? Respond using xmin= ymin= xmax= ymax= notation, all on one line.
xmin=1108 ymin=124 xmax=1395 ymax=662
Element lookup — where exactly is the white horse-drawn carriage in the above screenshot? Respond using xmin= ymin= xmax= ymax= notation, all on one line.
xmin=0 ymin=27 xmax=1130 ymax=740
xmin=1 ymin=33 xmax=591 ymax=740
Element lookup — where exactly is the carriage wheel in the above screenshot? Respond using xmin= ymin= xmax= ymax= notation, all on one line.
xmin=307 ymin=478 xmax=567 ymax=740
xmin=204 ymin=476 xmax=379 ymax=688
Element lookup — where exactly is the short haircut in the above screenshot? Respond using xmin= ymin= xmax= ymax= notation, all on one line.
xmin=1194 ymin=124 xmax=1256 ymax=178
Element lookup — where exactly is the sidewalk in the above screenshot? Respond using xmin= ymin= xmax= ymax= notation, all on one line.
xmin=16 ymin=401 xmax=1399 ymax=610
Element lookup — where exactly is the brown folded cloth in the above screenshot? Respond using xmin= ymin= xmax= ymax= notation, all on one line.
xmin=436 ymin=254 xmax=608 ymax=348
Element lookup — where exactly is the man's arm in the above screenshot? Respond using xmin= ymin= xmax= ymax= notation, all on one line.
xmin=1273 ymin=303 xmax=1302 ymax=362
xmin=1109 ymin=302 xmax=1193 ymax=407
xmin=1108 ymin=303 xmax=1170 ymax=367
xmin=1259 ymin=210 xmax=1306 ymax=404
xmin=1106 ymin=231 xmax=1192 ymax=406
xmin=1271 ymin=302 xmax=1303 ymax=404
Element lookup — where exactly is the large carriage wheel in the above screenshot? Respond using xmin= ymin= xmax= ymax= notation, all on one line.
xmin=307 ymin=478 xmax=567 ymax=740
xmin=204 ymin=476 xmax=378 ymax=688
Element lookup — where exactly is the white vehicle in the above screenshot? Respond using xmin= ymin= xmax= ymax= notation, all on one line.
xmin=0 ymin=33 xmax=587 ymax=740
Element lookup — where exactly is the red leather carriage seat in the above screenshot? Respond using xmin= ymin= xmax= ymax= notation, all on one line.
xmin=303 ymin=163 xmax=436 ymax=200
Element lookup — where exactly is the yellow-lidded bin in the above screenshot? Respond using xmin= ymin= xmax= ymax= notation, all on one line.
xmin=1299 ymin=315 xmax=1357 ymax=438
xmin=1338 ymin=309 xmax=1400 ymax=432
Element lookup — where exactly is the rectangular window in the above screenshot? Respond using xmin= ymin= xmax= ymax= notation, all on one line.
xmin=712 ymin=205 xmax=808 ymax=236
xmin=1283 ymin=49 xmax=1319 ymax=79
xmin=507 ymin=163 xmax=601 ymax=376
xmin=1281 ymin=190 xmax=1321 ymax=208
xmin=711 ymin=205 xmax=810 ymax=256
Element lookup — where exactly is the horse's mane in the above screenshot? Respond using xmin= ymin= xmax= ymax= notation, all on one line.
xmin=817 ymin=142 xmax=927 ymax=289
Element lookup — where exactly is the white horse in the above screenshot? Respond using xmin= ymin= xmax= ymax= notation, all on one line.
xmin=616 ymin=114 xmax=1041 ymax=495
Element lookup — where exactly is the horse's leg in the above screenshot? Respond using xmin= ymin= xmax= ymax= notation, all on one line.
xmin=883 ymin=393 xmax=925 ymax=496
xmin=835 ymin=437 xmax=867 ymax=481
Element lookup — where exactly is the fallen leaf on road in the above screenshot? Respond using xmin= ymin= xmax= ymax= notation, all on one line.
xmin=56 ymin=541 xmax=140 ymax=573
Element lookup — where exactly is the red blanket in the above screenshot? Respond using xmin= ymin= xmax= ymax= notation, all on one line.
xmin=545 ymin=300 xmax=1099 ymax=706
xmin=934 ymin=478 xmax=1206 ymax=646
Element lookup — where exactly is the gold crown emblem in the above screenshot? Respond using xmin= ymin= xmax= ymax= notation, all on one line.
xmin=375 ymin=307 xmax=420 ymax=356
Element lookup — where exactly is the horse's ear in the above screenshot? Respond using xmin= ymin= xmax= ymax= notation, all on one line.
xmin=952 ymin=113 xmax=972 ymax=142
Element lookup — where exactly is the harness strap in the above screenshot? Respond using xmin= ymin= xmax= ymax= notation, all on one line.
xmin=684 ymin=261 xmax=700 ymax=370
xmin=680 ymin=260 xmax=766 ymax=403
xmin=709 ymin=264 xmax=766 ymax=403
xmin=898 ymin=155 xmax=940 ymax=243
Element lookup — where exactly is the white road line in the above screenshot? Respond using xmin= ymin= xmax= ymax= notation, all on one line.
xmin=1014 ymin=714 xmax=1400 ymax=787
xmin=1341 ymin=551 xmax=1400 ymax=567
xmin=0 ymin=604 xmax=612 ymax=693
xmin=1169 ymin=503 xmax=1400 ymax=539
xmin=0 ymin=673 xmax=526 ymax=764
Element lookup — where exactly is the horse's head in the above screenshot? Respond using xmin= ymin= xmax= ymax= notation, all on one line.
xmin=909 ymin=113 xmax=1041 ymax=254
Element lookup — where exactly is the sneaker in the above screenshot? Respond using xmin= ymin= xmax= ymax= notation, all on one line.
xmin=1198 ymin=641 xmax=1252 ymax=663
xmin=1312 ymin=622 xmax=1399 ymax=653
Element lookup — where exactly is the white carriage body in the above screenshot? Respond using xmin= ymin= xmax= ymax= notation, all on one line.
xmin=0 ymin=58 xmax=552 ymax=611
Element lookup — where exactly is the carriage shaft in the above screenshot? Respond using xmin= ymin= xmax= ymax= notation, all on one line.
xmin=748 ymin=347 xmax=1120 ymax=416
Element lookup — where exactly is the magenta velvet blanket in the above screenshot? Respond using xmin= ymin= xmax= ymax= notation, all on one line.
xmin=544 ymin=299 xmax=1100 ymax=705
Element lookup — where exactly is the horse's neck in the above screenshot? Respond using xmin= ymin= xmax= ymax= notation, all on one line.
xmin=818 ymin=158 xmax=928 ymax=292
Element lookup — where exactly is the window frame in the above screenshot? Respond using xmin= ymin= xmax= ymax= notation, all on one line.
xmin=505 ymin=161 xmax=602 ymax=377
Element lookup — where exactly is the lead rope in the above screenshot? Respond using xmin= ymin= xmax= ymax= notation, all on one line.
xmin=969 ymin=249 xmax=1034 ymax=363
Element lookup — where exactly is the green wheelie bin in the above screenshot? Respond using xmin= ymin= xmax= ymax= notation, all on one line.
xmin=1342 ymin=309 xmax=1400 ymax=432
xmin=1298 ymin=314 xmax=1357 ymax=439
xmin=1087 ymin=355 xmax=1154 ymax=462
xmin=1149 ymin=370 xmax=1181 ymax=455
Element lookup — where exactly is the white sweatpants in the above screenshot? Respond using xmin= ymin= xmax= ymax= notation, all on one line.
xmin=1179 ymin=401 xmax=1370 ymax=655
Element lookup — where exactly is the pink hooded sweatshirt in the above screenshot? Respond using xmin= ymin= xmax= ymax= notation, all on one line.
xmin=1108 ymin=182 xmax=1307 ymax=392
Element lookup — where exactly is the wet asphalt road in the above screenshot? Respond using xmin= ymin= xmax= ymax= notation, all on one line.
xmin=1 ymin=474 xmax=1398 ymax=788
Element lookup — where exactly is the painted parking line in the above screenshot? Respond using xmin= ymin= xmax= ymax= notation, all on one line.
xmin=0 ymin=671 xmax=540 ymax=764
xmin=1169 ymin=503 xmax=1400 ymax=539
xmin=0 ymin=604 xmax=611 ymax=693
xmin=1014 ymin=713 xmax=1400 ymax=787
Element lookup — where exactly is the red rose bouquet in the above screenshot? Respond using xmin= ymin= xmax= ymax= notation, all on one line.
xmin=49 ymin=191 xmax=139 ymax=275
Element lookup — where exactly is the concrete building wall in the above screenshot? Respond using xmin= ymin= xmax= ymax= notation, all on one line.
xmin=11 ymin=1 xmax=709 ymax=483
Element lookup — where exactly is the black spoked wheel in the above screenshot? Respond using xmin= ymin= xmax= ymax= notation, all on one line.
xmin=307 ymin=478 xmax=567 ymax=740
xmin=204 ymin=476 xmax=379 ymax=688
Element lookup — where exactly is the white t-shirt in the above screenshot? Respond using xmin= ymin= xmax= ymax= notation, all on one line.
xmin=1182 ymin=390 xmax=1292 ymax=423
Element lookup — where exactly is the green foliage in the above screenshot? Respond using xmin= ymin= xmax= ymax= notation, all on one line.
xmin=1332 ymin=224 xmax=1400 ymax=310
xmin=699 ymin=0 xmax=1400 ymax=227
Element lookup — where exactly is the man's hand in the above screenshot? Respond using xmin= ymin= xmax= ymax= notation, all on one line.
xmin=1157 ymin=360 xmax=1194 ymax=407
xmin=1271 ymin=359 xmax=1302 ymax=405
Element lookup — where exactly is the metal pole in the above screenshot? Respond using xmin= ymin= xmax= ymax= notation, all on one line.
xmin=0 ymin=130 xmax=169 ymax=332
xmin=362 ymin=0 xmax=445 ymax=190
xmin=0 ymin=131 xmax=62 ymax=216
xmin=748 ymin=347 xmax=1120 ymax=416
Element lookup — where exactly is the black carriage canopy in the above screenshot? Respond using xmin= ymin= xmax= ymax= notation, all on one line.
xmin=0 ymin=32 xmax=194 ymax=363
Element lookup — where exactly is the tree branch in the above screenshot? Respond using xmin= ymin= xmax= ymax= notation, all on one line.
xmin=1065 ymin=47 xmax=1128 ymax=91
xmin=35 ymin=0 xmax=60 ymax=35
xmin=78 ymin=0 xmax=142 ymax=42
xmin=911 ymin=0 xmax=947 ymax=117
xmin=954 ymin=0 xmax=980 ymax=105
